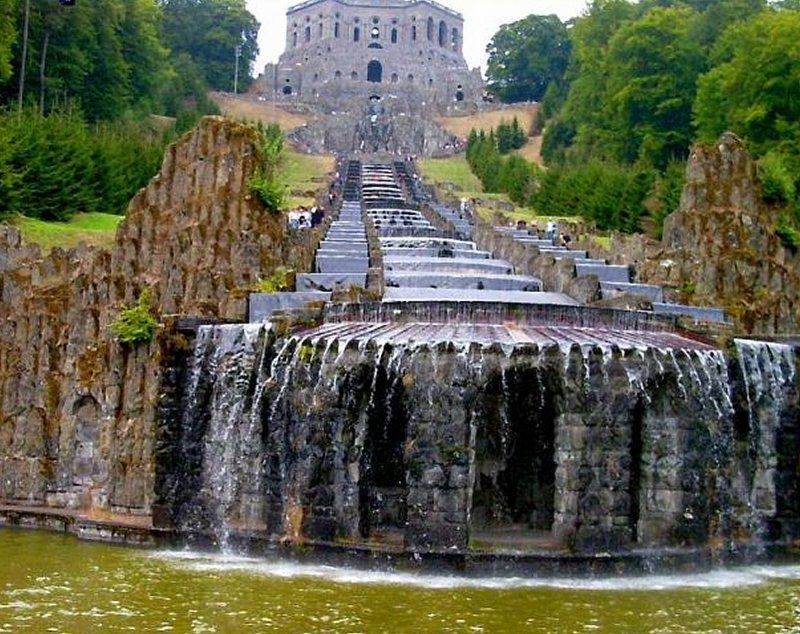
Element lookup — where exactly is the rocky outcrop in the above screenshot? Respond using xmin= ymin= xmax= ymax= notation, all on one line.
xmin=579 ymin=133 xmax=800 ymax=334
xmin=0 ymin=117 xmax=304 ymax=516
xmin=661 ymin=133 xmax=800 ymax=333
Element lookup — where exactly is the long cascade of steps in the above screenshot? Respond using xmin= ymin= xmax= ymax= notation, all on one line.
xmin=361 ymin=162 xmax=578 ymax=306
xmin=249 ymin=160 xmax=369 ymax=321
xmin=253 ymin=158 xmax=717 ymax=323
xmin=297 ymin=160 xmax=369 ymax=293
xmin=495 ymin=225 xmax=728 ymax=323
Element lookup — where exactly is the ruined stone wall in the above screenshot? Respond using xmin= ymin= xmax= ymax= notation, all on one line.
xmin=0 ymin=117 xmax=307 ymax=515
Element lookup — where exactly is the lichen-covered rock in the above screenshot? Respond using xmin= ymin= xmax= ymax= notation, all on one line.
xmin=660 ymin=133 xmax=800 ymax=333
xmin=583 ymin=133 xmax=800 ymax=334
xmin=0 ymin=117 xmax=304 ymax=515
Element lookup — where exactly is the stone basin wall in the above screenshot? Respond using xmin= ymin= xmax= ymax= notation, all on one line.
xmin=0 ymin=117 xmax=311 ymax=516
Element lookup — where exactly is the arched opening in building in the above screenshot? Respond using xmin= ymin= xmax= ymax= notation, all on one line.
xmin=292 ymin=32 xmax=298 ymax=47
xmin=354 ymin=27 xmax=360 ymax=42
xmin=452 ymin=27 xmax=459 ymax=51
xmin=427 ymin=17 xmax=434 ymax=41
xmin=334 ymin=22 xmax=340 ymax=38
xmin=335 ymin=70 xmax=342 ymax=80
xmin=391 ymin=28 xmax=398 ymax=44
xmin=412 ymin=25 xmax=417 ymax=41
xmin=439 ymin=21 xmax=447 ymax=47
xmin=391 ymin=73 xmax=398 ymax=83
xmin=318 ymin=22 xmax=323 ymax=38
xmin=368 ymin=42 xmax=383 ymax=49
xmin=305 ymin=26 xmax=311 ymax=43
xmin=367 ymin=60 xmax=383 ymax=83
xmin=371 ymin=26 xmax=380 ymax=39
xmin=283 ymin=85 xmax=293 ymax=95
xmin=351 ymin=71 xmax=358 ymax=80
xmin=407 ymin=74 xmax=414 ymax=83
xmin=455 ymin=90 xmax=464 ymax=101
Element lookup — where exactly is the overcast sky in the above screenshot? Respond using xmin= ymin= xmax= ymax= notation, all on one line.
xmin=247 ymin=0 xmax=589 ymax=73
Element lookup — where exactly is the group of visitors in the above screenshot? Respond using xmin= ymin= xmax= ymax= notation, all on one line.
xmin=288 ymin=205 xmax=325 ymax=230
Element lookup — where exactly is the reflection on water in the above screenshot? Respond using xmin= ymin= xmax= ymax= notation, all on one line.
xmin=3 ymin=529 xmax=800 ymax=633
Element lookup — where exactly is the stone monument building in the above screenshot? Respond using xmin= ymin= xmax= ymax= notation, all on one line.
xmin=263 ymin=0 xmax=483 ymax=110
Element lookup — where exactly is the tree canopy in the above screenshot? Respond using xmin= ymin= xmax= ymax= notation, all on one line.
xmin=160 ymin=0 xmax=259 ymax=92
xmin=0 ymin=0 xmax=15 ymax=83
xmin=694 ymin=9 xmax=800 ymax=157
xmin=0 ymin=0 xmax=259 ymax=118
xmin=485 ymin=14 xmax=571 ymax=103
xmin=474 ymin=0 xmax=800 ymax=236
xmin=0 ymin=0 xmax=262 ymax=223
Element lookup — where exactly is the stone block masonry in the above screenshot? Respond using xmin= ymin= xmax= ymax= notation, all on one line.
xmin=266 ymin=0 xmax=483 ymax=109
xmin=156 ymin=321 xmax=800 ymax=557
xmin=0 ymin=118 xmax=311 ymax=515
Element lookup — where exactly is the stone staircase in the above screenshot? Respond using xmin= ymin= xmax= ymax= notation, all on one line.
xmin=249 ymin=160 xmax=368 ymax=321
xmin=249 ymin=157 xmax=725 ymax=324
xmin=493 ymin=225 xmax=728 ymax=324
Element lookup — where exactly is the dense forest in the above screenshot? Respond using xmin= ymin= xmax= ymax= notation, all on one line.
xmin=478 ymin=0 xmax=800 ymax=239
xmin=0 ymin=0 xmax=259 ymax=221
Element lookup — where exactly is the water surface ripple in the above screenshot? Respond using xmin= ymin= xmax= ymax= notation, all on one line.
xmin=3 ymin=530 xmax=800 ymax=633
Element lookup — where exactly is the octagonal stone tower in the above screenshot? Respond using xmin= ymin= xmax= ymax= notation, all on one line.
xmin=263 ymin=0 xmax=483 ymax=111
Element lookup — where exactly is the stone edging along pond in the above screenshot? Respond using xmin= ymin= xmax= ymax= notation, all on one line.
xmin=4 ymin=505 xmax=800 ymax=579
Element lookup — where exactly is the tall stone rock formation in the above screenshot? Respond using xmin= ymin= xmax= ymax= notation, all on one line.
xmin=596 ymin=133 xmax=800 ymax=334
xmin=0 ymin=117 xmax=295 ymax=516
xmin=661 ymin=133 xmax=800 ymax=333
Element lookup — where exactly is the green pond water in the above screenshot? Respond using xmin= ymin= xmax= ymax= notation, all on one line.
xmin=2 ymin=529 xmax=800 ymax=633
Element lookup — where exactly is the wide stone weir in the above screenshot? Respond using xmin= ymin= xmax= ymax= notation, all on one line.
xmin=154 ymin=301 xmax=800 ymax=570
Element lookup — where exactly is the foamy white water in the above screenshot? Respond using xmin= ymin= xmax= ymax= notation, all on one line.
xmin=151 ymin=549 xmax=800 ymax=592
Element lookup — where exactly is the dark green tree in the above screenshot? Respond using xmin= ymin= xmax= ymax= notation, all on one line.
xmin=603 ymin=5 xmax=706 ymax=167
xmin=688 ymin=0 xmax=768 ymax=49
xmin=499 ymin=154 xmax=538 ymax=205
xmin=4 ymin=0 xmax=172 ymax=120
xmin=510 ymin=116 xmax=526 ymax=148
xmin=0 ymin=122 xmax=18 ymax=219
xmin=119 ymin=0 xmax=170 ymax=109
xmin=160 ymin=0 xmax=259 ymax=92
xmin=485 ymin=14 xmax=571 ymax=103
xmin=496 ymin=120 xmax=513 ymax=153
xmin=0 ymin=0 xmax=15 ymax=83
xmin=5 ymin=106 xmax=99 ymax=220
xmin=694 ymin=9 xmax=800 ymax=159
xmin=532 ymin=159 xmax=654 ymax=232
xmin=545 ymin=0 xmax=639 ymax=162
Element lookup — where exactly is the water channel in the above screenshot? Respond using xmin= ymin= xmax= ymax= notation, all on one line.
xmin=3 ymin=530 xmax=800 ymax=633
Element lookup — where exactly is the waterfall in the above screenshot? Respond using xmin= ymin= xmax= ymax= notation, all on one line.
xmin=160 ymin=324 xmax=799 ymax=559
xmin=732 ymin=340 xmax=798 ymax=550
xmin=175 ymin=324 xmax=268 ymax=547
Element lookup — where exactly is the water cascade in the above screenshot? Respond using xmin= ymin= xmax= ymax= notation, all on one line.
xmin=155 ymin=322 xmax=800 ymax=568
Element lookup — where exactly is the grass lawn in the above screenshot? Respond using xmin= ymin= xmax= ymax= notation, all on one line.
xmin=281 ymin=149 xmax=335 ymax=209
xmin=419 ymin=155 xmax=482 ymax=193
xmin=210 ymin=92 xmax=312 ymax=131
xmin=8 ymin=212 xmax=123 ymax=251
